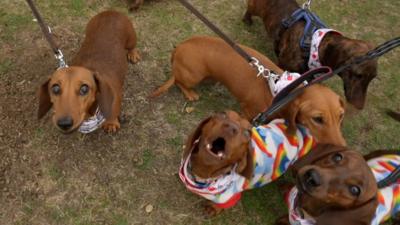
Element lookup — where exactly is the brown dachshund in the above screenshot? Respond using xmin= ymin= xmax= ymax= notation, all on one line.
xmin=275 ymin=145 xmax=400 ymax=225
xmin=37 ymin=10 xmax=140 ymax=133
xmin=151 ymin=36 xmax=346 ymax=146
xmin=180 ymin=110 xmax=318 ymax=216
xmin=243 ymin=0 xmax=378 ymax=109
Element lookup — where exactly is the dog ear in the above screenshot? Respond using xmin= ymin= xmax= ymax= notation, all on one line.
xmin=183 ymin=116 xmax=212 ymax=160
xmin=37 ymin=79 xmax=52 ymax=119
xmin=94 ymin=72 xmax=115 ymax=119
xmin=276 ymin=98 xmax=301 ymax=136
xmin=235 ymin=142 xmax=254 ymax=180
xmin=315 ymin=196 xmax=378 ymax=225
xmin=291 ymin=144 xmax=347 ymax=175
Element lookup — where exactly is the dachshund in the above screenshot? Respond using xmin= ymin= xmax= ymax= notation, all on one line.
xmin=151 ymin=36 xmax=346 ymax=146
xmin=179 ymin=110 xmax=317 ymax=216
xmin=37 ymin=10 xmax=140 ymax=133
xmin=275 ymin=145 xmax=400 ymax=225
xmin=243 ymin=0 xmax=378 ymax=109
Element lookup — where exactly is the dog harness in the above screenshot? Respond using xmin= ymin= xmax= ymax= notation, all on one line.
xmin=286 ymin=154 xmax=400 ymax=225
xmin=78 ymin=108 xmax=105 ymax=134
xmin=179 ymin=119 xmax=315 ymax=209
xmin=282 ymin=9 xmax=341 ymax=68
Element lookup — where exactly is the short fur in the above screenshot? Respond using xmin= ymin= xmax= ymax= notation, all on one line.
xmin=37 ymin=10 xmax=141 ymax=133
xmin=243 ymin=0 xmax=378 ymax=109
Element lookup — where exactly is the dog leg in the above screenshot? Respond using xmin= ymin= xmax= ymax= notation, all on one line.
xmin=274 ymin=215 xmax=290 ymax=225
xmin=242 ymin=10 xmax=253 ymax=25
xmin=102 ymin=118 xmax=121 ymax=133
xmin=101 ymin=93 xmax=122 ymax=133
xmin=128 ymin=48 xmax=141 ymax=64
xmin=176 ymin=83 xmax=199 ymax=101
xmin=204 ymin=202 xmax=224 ymax=217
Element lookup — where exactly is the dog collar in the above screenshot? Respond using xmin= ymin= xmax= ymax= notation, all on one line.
xmin=308 ymin=28 xmax=342 ymax=69
xmin=78 ymin=108 xmax=105 ymax=134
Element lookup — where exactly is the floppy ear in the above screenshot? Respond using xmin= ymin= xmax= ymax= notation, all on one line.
xmin=235 ymin=144 xmax=254 ymax=180
xmin=37 ymin=79 xmax=52 ymax=119
xmin=291 ymin=144 xmax=347 ymax=175
xmin=182 ymin=116 xmax=212 ymax=159
xmin=94 ymin=72 xmax=115 ymax=119
xmin=276 ymin=98 xmax=301 ymax=136
xmin=315 ymin=197 xmax=378 ymax=225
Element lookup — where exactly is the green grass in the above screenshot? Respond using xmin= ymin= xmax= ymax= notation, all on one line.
xmin=0 ymin=0 xmax=399 ymax=225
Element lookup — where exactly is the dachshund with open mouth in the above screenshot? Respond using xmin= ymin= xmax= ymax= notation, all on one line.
xmin=275 ymin=145 xmax=400 ymax=225
xmin=179 ymin=110 xmax=316 ymax=216
xmin=37 ymin=10 xmax=140 ymax=133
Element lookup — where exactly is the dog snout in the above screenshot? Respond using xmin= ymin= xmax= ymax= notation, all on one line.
xmin=303 ymin=169 xmax=322 ymax=188
xmin=222 ymin=122 xmax=239 ymax=136
xmin=57 ymin=117 xmax=74 ymax=131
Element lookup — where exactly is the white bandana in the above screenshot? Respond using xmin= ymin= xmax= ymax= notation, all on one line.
xmin=78 ymin=108 xmax=105 ymax=134
xmin=274 ymin=71 xmax=302 ymax=95
xmin=308 ymin=28 xmax=341 ymax=69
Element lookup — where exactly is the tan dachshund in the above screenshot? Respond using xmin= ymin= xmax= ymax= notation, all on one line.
xmin=151 ymin=36 xmax=346 ymax=146
xmin=37 ymin=10 xmax=140 ymax=133
xmin=243 ymin=0 xmax=378 ymax=109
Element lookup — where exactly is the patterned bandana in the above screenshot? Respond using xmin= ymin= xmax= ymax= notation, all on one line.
xmin=179 ymin=119 xmax=315 ymax=209
xmin=287 ymin=154 xmax=400 ymax=225
xmin=274 ymin=71 xmax=302 ymax=95
xmin=308 ymin=28 xmax=342 ymax=69
xmin=78 ymin=108 xmax=105 ymax=134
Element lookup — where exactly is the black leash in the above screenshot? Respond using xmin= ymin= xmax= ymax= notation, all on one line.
xmin=177 ymin=0 xmax=278 ymax=81
xmin=25 ymin=0 xmax=67 ymax=68
xmin=252 ymin=37 xmax=400 ymax=125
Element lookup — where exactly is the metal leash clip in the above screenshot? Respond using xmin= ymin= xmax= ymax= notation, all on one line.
xmin=302 ymin=0 xmax=312 ymax=10
xmin=55 ymin=49 xmax=68 ymax=69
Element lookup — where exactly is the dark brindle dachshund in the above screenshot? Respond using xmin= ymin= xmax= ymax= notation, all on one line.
xmin=243 ymin=0 xmax=378 ymax=109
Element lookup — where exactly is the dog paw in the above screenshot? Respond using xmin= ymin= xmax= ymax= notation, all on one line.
xmin=102 ymin=120 xmax=120 ymax=133
xmin=128 ymin=49 xmax=141 ymax=64
xmin=184 ymin=92 xmax=199 ymax=101
xmin=204 ymin=203 xmax=223 ymax=217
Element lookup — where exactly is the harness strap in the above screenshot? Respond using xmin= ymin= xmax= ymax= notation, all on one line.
xmin=25 ymin=0 xmax=67 ymax=68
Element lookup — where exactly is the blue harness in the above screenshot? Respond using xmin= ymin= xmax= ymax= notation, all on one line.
xmin=282 ymin=8 xmax=328 ymax=58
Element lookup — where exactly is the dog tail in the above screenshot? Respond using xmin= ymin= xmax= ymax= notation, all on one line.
xmin=387 ymin=110 xmax=400 ymax=122
xmin=149 ymin=76 xmax=175 ymax=98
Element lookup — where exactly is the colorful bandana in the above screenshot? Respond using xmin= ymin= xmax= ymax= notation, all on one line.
xmin=78 ymin=108 xmax=105 ymax=134
xmin=287 ymin=154 xmax=400 ymax=225
xmin=179 ymin=119 xmax=315 ymax=209
xmin=308 ymin=28 xmax=341 ymax=69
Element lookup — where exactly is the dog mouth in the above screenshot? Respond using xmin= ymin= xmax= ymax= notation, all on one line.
xmin=206 ymin=137 xmax=226 ymax=160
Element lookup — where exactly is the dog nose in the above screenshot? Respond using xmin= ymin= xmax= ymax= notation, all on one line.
xmin=222 ymin=122 xmax=239 ymax=136
xmin=304 ymin=169 xmax=322 ymax=187
xmin=57 ymin=117 xmax=73 ymax=130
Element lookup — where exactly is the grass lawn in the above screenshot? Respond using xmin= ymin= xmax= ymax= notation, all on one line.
xmin=0 ymin=0 xmax=399 ymax=224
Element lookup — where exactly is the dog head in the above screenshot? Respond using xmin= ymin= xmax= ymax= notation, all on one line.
xmin=277 ymin=84 xmax=346 ymax=146
xmin=183 ymin=111 xmax=253 ymax=179
xmin=322 ymin=37 xmax=377 ymax=109
xmin=38 ymin=66 xmax=114 ymax=133
xmin=292 ymin=144 xmax=378 ymax=225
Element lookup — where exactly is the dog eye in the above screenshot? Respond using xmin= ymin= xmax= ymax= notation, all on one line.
xmin=52 ymin=84 xmax=61 ymax=95
xmin=332 ymin=153 xmax=343 ymax=163
xmin=80 ymin=84 xmax=89 ymax=96
xmin=312 ymin=116 xmax=324 ymax=125
xmin=349 ymin=185 xmax=361 ymax=197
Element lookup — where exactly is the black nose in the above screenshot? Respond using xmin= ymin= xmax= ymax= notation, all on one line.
xmin=304 ymin=169 xmax=322 ymax=188
xmin=57 ymin=117 xmax=73 ymax=130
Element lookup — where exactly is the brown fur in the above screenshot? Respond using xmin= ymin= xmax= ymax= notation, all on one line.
xmin=127 ymin=0 xmax=144 ymax=11
xmin=243 ymin=0 xmax=378 ymax=109
xmin=275 ymin=144 xmax=379 ymax=225
xmin=37 ymin=10 xmax=140 ymax=133
xmin=387 ymin=110 xmax=400 ymax=122
xmin=152 ymin=36 xmax=346 ymax=146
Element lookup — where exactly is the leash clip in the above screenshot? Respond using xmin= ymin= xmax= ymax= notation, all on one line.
xmin=55 ymin=49 xmax=68 ymax=69
xmin=250 ymin=57 xmax=271 ymax=78
xmin=302 ymin=0 xmax=312 ymax=10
